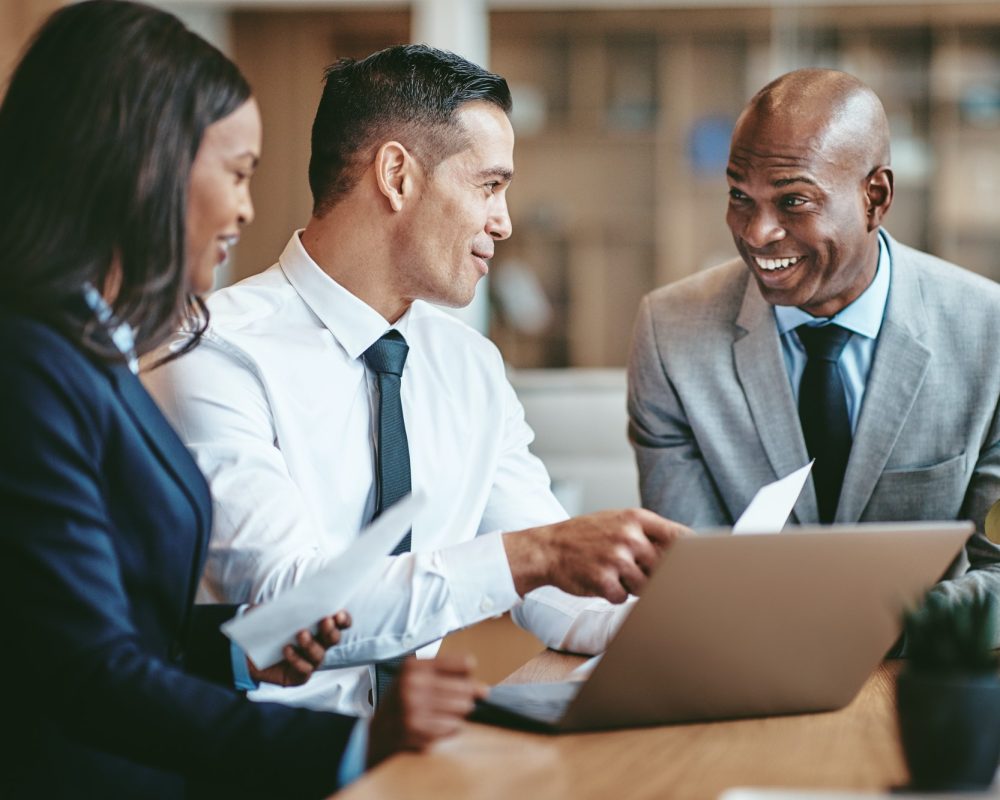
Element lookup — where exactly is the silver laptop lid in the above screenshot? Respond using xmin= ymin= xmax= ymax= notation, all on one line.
xmin=560 ymin=522 xmax=972 ymax=731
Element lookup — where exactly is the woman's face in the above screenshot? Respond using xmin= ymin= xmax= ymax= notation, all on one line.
xmin=186 ymin=98 xmax=262 ymax=294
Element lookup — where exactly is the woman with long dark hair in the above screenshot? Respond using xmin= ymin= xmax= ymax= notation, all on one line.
xmin=0 ymin=2 xmax=482 ymax=797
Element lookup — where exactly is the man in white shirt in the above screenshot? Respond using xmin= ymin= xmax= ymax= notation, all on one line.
xmin=145 ymin=44 xmax=686 ymax=715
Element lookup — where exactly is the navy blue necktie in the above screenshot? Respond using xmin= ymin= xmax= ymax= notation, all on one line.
xmin=797 ymin=324 xmax=853 ymax=524
xmin=362 ymin=330 xmax=410 ymax=705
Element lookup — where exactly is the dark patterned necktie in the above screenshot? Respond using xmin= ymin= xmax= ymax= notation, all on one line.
xmin=362 ymin=330 xmax=411 ymax=706
xmin=797 ymin=324 xmax=853 ymax=524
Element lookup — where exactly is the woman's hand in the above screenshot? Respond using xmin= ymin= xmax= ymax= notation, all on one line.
xmin=366 ymin=654 xmax=488 ymax=767
xmin=247 ymin=610 xmax=352 ymax=687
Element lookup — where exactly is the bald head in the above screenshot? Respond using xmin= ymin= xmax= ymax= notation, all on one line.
xmin=740 ymin=68 xmax=890 ymax=174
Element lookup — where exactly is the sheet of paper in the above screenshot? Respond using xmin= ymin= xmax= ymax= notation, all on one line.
xmin=222 ymin=492 xmax=427 ymax=668
xmin=732 ymin=461 xmax=813 ymax=535
xmin=569 ymin=654 xmax=603 ymax=681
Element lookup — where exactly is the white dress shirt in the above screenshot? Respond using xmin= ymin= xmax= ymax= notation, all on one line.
xmin=145 ymin=232 xmax=626 ymax=715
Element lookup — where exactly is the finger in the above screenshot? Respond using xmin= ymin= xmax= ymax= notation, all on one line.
xmin=617 ymin=558 xmax=648 ymax=597
xmin=316 ymin=617 xmax=341 ymax=648
xmin=422 ymin=675 xmax=482 ymax=703
xmin=402 ymin=712 xmax=463 ymax=749
xmin=421 ymin=690 xmax=478 ymax=717
xmin=607 ymin=529 xmax=655 ymax=579
xmin=428 ymin=653 xmax=477 ymax=677
xmin=401 ymin=669 xmax=479 ymax=707
xmin=296 ymin=629 xmax=327 ymax=664
xmin=281 ymin=644 xmax=313 ymax=679
xmin=335 ymin=609 xmax=352 ymax=629
xmin=596 ymin=569 xmax=629 ymax=604
xmin=631 ymin=509 xmax=690 ymax=547
xmin=628 ymin=533 xmax=660 ymax=576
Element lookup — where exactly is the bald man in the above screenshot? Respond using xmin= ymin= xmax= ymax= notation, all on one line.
xmin=628 ymin=69 xmax=1000 ymax=616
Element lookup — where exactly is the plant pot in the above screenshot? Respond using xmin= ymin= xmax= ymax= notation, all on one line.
xmin=897 ymin=669 xmax=1000 ymax=791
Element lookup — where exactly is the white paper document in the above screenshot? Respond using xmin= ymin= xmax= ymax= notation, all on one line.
xmin=221 ymin=492 xmax=427 ymax=668
xmin=569 ymin=654 xmax=604 ymax=681
xmin=732 ymin=461 xmax=813 ymax=535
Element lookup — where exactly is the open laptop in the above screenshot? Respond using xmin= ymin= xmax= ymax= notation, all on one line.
xmin=473 ymin=522 xmax=972 ymax=732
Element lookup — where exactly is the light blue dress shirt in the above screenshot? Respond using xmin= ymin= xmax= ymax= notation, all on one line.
xmin=82 ymin=283 xmax=139 ymax=373
xmin=773 ymin=232 xmax=891 ymax=432
xmin=229 ymin=604 xmax=259 ymax=691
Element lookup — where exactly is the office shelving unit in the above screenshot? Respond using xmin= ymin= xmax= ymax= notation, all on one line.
xmin=228 ymin=4 xmax=1000 ymax=368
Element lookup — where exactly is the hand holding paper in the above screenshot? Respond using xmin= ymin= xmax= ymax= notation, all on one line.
xmin=246 ymin=609 xmax=352 ymax=687
xmin=222 ymin=492 xmax=427 ymax=669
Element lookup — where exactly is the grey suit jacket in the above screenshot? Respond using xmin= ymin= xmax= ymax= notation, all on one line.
xmin=628 ymin=232 xmax=1000 ymax=612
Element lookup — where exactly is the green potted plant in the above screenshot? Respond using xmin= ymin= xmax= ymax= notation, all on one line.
xmin=897 ymin=593 xmax=1000 ymax=791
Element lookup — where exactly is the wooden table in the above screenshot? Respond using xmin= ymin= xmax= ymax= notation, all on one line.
xmin=337 ymin=652 xmax=908 ymax=799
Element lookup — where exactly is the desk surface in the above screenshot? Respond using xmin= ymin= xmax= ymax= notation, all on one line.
xmin=338 ymin=653 xmax=907 ymax=800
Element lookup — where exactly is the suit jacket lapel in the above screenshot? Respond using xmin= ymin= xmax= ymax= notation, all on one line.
xmin=106 ymin=363 xmax=213 ymax=543
xmin=837 ymin=235 xmax=932 ymax=522
xmin=733 ymin=276 xmax=817 ymax=523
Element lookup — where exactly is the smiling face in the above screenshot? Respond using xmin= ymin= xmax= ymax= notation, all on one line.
xmin=186 ymin=98 xmax=262 ymax=294
xmin=725 ymin=105 xmax=885 ymax=317
xmin=393 ymin=101 xmax=514 ymax=309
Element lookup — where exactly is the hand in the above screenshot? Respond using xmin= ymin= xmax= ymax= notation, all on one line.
xmin=503 ymin=508 xmax=690 ymax=603
xmin=366 ymin=654 xmax=488 ymax=768
xmin=247 ymin=610 xmax=352 ymax=687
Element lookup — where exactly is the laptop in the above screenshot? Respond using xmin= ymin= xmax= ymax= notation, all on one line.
xmin=473 ymin=521 xmax=972 ymax=732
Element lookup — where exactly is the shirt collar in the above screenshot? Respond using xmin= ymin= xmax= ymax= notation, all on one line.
xmin=82 ymin=283 xmax=139 ymax=373
xmin=774 ymin=231 xmax=891 ymax=338
xmin=277 ymin=230 xmax=411 ymax=360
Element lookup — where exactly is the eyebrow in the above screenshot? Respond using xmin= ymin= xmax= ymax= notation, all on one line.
xmin=725 ymin=168 xmax=816 ymax=188
xmin=774 ymin=175 xmax=817 ymax=188
xmin=478 ymin=167 xmax=514 ymax=182
xmin=234 ymin=151 xmax=260 ymax=169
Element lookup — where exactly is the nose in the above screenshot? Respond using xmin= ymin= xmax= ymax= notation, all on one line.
xmin=739 ymin=204 xmax=785 ymax=249
xmin=238 ymin=185 xmax=255 ymax=227
xmin=487 ymin=195 xmax=512 ymax=241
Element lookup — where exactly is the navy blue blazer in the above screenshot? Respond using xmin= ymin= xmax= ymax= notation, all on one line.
xmin=0 ymin=314 xmax=354 ymax=799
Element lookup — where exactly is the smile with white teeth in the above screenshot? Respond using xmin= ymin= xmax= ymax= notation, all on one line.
xmin=754 ymin=255 xmax=802 ymax=271
xmin=217 ymin=236 xmax=240 ymax=263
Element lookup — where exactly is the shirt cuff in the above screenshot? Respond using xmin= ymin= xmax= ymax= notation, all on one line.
xmin=513 ymin=587 xmax=635 ymax=653
xmin=337 ymin=719 xmax=370 ymax=788
xmin=438 ymin=531 xmax=521 ymax=627
xmin=230 ymin=604 xmax=260 ymax=691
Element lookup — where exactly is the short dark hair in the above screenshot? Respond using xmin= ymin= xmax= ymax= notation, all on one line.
xmin=0 ymin=0 xmax=251 ymax=359
xmin=309 ymin=44 xmax=512 ymax=216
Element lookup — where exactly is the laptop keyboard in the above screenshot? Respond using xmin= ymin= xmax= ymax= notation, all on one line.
xmin=483 ymin=681 xmax=582 ymax=726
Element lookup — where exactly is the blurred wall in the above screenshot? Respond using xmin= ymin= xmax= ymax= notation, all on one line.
xmin=4 ymin=1 xmax=1000 ymax=369
xmin=0 ymin=0 xmax=60 ymax=93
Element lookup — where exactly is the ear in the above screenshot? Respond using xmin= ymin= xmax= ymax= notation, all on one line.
xmin=864 ymin=166 xmax=894 ymax=232
xmin=374 ymin=141 xmax=418 ymax=212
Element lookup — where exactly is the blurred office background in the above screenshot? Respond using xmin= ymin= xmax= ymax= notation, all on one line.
xmin=2 ymin=0 xmax=999 ymax=515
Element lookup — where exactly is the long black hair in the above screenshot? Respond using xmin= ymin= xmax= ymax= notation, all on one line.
xmin=0 ymin=0 xmax=251 ymax=358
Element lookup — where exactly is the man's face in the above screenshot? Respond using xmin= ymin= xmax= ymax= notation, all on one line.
xmin=394 ymin=101 xmax=514 ymax=308
xmin=725 ymin=110 xmax=878 ymax=317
